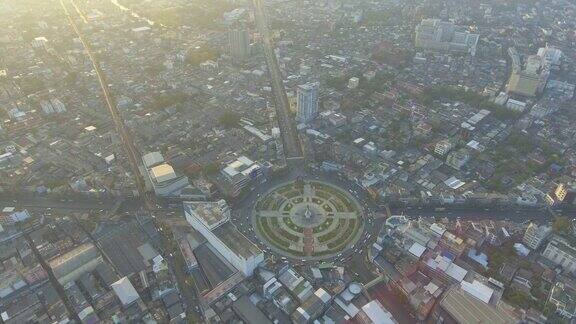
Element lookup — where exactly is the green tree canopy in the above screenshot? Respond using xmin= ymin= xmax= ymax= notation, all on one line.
xmin=218 ymin=111 xmax=241 ymax=128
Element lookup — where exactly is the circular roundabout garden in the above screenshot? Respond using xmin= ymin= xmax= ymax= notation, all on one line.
xmin=253 ymin=180 xmax=364 ymax=259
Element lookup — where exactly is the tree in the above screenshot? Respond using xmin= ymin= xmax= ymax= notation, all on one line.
xmin=219 ymin=111 xmax=241 ymax=128
xmin=203 ymin=162 xmax=220 ymax=175
xmin=151 ymin=91 xmax=188 ymax=110
xmin=185 ymin=47 xmax=219 ymax=66
xmin=552 ymin=216 xmax=571 ymax=234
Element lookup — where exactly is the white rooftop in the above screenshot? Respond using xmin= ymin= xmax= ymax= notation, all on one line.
xmin=460 ymin=280 xmax=494 ymax=304
xmin=408 ymin=242 xmax=427 ymax=258
xmin=223 ymin=156 xmax=259 ymax=178
xmin=111 ymin=277 xmax=139 ymax=306
xmin=143 ymin=151 xmax=164 ymax=168
xmin=361 ymin=300 xmax=395 ymax=324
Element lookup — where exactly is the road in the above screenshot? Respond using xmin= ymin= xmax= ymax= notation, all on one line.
xmin=59 ymin=1 xmax=201 ymax=321
xmin=228 ymin=167 xmax=574 ymax=272
xmin=252 ymin=0 xmax=304 ymax=165
xmin=60 ymin=0 xmax=148 ymax=204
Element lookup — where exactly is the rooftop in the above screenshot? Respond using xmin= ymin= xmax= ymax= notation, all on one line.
xmin=111 ymin=277 xmax=140 ymax=306
xmin=222 ymin=156 xmax=260 ymax=178
xmin=48 ymin=243 xmax=97 ymax=270
xmin=184 ymin=200 xmax=229 ymax=229
xmin=440 ymin=286 xmax=518 ymax=324
xmin=212 ymin=222 xmax=262 ymax=259
xmin=142 ymin=151 xmax=164 ymax=168
xmin=150 ymin=164 xmax=176 ymax=183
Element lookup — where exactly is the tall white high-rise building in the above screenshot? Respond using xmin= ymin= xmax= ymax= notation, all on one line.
xmin=228 ymin=29 xmax=251 ymax=61
xmin=523 ymin=223 xmax=552 ymax=250
xmin=296 ymin=82 xmax=319 ymax=123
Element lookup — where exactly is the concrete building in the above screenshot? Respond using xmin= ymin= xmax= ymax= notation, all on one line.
xmin=142 ymin=152 xmax=189 ymax=197
xmin=548 ymin=282 xmax=576 ymax=319
xmin=543 ymin=236 xmax=576 ymax=273
xmin=221 ymin=156 xmax=262 ymax=197
xmin=415 ymin=19 xmax=479 ymax=56
xmin=278 ymin=267 xmax=314 ymax=302
xmin=348 ymin=77 xmax=360 ymax=89
xmin=48 ymin=243 xmax=103 ymax=284
xmin=291 ymin=288 xmax=331 ymax=324
xmin=184 ymin=200 xmax=263 ymax=276
xmin=555 ymin=183 xmax=576 ymax=204
xmin=506 ymin=98 xmax=527 ymax=112
xmin=354 ymin=300 xmax=397 ymax=324
xmin=434 ymin=140 xmax=453 ymax=156
xmin=40 ymin=98 xmax=66 ymax=115
xmin=433 ymin=285 xmax=518 ymax=323
xmin=522 ymin=223 xmax=552 ymax=250
xmin=446 ymin=148 xmax=470 ymax=170
xmin=537 ymin=45 xmax=562 ymax=69
xmin=297 ymin=82 xmax=319 ymax=123
xmin=111 ymin=277 xmax=140 ymax=307
xmin=228 ymin=29 xmax=251 ymax=61
xmin=506 ymin=47 xmax=551 ymax=97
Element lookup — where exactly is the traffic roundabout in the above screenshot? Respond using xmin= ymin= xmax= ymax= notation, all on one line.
xmin=252 ymin=180 xmax=364 ymax=260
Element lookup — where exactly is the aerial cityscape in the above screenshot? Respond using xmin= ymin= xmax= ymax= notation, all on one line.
xmin=0 ymin=0 xmax=575 ymax=323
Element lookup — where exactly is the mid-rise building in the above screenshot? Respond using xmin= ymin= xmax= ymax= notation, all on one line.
xmin=506 ymin=47 xmax=552 ymax=97
xmin=555 ymin=183 xmax=576 ymax=204
xmin=291 ymin=288 xmax=332 ymax=324
xmin=348 ymin=77 xmax=360 ymax=89
xmin=434 ymin=139 xmax=453 ymax=156
xmin=48 ymin=243 xmax=103 ymax=284
xmin=548 ymin=282 xmax=576 ymax=319
xmin=446 ymin=148 xmax=470 ymax=170
xmin=414 ymin=19 xmax=479 ymax=56
xmin=221 ymin=156 xmax=262 ymax=197
xmin=40 ymin=98 xmax=67 ymax=115
xmin=433 ymin=285 xmax=518 ymax=323
xmin=278 ymin=266 xmax=314 ymax=302
xmin=523 ymin=223 xmax=552 ymax=250
xmin=543 ymin=236 xmax=576 ymax=273
xmin=142 ymin=152 xmax=189 ymax=197
xmin=184 ymin=200 xmax=263 ymax=276
xmin=296 ymin=82 xmax=319 ymax=123
xmin=354 ymin=300 xmax=397 ymax=324
xmin=228 ymin=29 xmax=251 ymax=61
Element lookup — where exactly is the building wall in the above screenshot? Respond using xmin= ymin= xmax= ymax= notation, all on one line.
xmin=543 ymin=239 xmax=576 ymax=273
xmin=185 ymin=211 xmax=263 ymax=276
xmin=152 ymin=175 xmax=189 ymax=197
xmin=56 ymin=256 xmax=103 ymax=284
xmin=297 ymin=83 xmax=319 ymax=123
xmin=229 ymin=30 xmax=250 ymax=61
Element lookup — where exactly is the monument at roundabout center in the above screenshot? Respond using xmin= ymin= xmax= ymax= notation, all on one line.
xmin=253 ymin=180 xmax=364 ymax=259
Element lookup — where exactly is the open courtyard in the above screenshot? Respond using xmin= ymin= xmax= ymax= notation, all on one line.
xmin=253 ymin=180 xmax=364 ymax=259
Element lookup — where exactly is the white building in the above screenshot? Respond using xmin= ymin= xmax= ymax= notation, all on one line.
xmin=348 ymin=77 xmax=360 ymax=89
xmin=221 ymin=156 xmax=262 ymax=197
xmin=543 ymin=236 xmax=576 ymax=273
xmin=142 ymin=152 xmax=189 ymax=197
xmin=506 ymin=98 xmax=527 ymax=112
xmin=522 ymin=223 xmax=552 ymax=250
xmin=296 ymin=82 xmax=319 ymax=123
xmin=415 ymin=19 xmax=479 ymax=56
xmin=184 ymin=200 xmax=263 ymax=276
xmin=434 ymin=140 xmax=453 ymax=156
xmin=111 ymin=277 xmax=140 ymax=307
